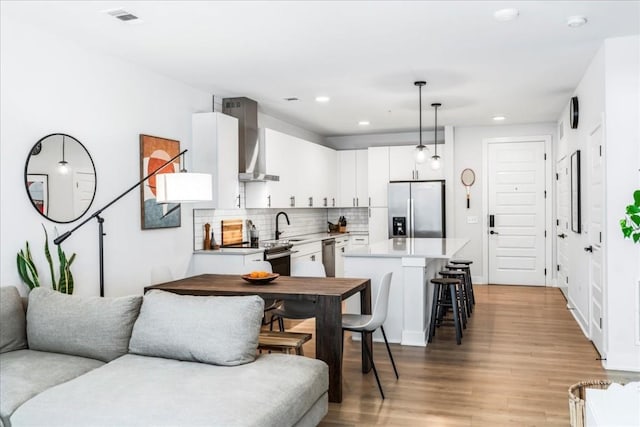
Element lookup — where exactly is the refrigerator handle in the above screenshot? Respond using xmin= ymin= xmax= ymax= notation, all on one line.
xmin=406 ymin=199 xmax=412 ymax=237
xmin=410 ymin=198 xmax=415 ymax=238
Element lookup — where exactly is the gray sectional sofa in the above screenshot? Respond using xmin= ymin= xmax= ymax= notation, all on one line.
xmin=0 ymin=286 xmax=328 ymax=427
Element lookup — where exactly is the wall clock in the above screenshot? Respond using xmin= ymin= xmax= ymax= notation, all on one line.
xmin=570 ymin=96 xmax=579 ymax=129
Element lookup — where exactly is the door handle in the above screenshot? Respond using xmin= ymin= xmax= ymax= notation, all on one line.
xmin=489 ymin=230 xmax=499 ymax=235
xmin=584 ymin=245 xmax=593 ymax=252
xmin=489 ymin=215 xmax=495 ymax=228
xmin=557 ymin=233 xmax=567 ymax=239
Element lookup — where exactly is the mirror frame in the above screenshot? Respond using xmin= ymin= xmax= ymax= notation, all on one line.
xmin=24 ymin=133 xmax=97 ymax=224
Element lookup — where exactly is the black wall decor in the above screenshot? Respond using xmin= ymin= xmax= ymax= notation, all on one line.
xmin=570 ymin=96 xmax=579 ymax=129
xmin=571 ymin=150 xmax=581 ymax=233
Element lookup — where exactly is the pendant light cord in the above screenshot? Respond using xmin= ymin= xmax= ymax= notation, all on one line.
xmin=431 ymin=102 xmax=442 ymax=158
xmin=419 ymin=85 xmax=423 ymax=147
xmin=433 ymin=104 xmax=437 ymax=157
xmin=415 ymin=81 xmax=426 ymax=149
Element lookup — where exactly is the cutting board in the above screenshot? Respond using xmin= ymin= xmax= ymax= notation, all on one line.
xmin=221 ymin=219 xmax=243 ymax=245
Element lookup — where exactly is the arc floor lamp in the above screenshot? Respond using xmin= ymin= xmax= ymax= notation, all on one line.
xmin=54 ymin=149 xmax=211 ymax=297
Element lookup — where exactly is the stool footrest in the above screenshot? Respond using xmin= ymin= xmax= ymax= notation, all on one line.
xmin=258 ymin=331 xmax=312 ymax=355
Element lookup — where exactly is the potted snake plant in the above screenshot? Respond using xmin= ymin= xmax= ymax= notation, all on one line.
xmin=16 ymin=225 xmax=76 ymax=294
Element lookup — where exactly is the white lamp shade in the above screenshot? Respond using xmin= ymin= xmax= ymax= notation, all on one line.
xmin=155 ymin=173 xmax=212 ymax=203
xmin=430 ymin=156 xmax=441 ymax=170
xmin=415 ymin=145 xmax=428 ymax=164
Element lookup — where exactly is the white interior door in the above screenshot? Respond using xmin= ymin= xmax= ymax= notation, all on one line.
xmin=587 ymin=121 xmax=605 ymax=356
xmin=488 ymin=141 xmax=546 ymax=285
xmin=556 ymin=156 xmax=570 ymax=297
xmin=73 ymin=171 xmax=95 ymax=217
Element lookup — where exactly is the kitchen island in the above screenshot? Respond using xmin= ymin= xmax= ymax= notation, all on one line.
xmin=344 ymin=237 xmax=469 ymax=346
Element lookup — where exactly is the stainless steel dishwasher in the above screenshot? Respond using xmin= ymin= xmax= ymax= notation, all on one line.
xmin=322 ymin=238 xmax=336 ymax=277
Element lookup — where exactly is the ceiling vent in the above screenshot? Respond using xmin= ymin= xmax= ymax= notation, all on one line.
xmin=105 ymin=9 xmax=139 ymax=22
xmin=283 ymin=97 xmax=299 ymax=102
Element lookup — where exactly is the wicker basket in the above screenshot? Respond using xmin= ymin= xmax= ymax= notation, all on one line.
xmin=568 ymin=380 xmax=612 ymax=427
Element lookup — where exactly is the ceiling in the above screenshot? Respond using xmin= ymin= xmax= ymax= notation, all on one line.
xmin=3 ymin=1 xmax=639 ymax=138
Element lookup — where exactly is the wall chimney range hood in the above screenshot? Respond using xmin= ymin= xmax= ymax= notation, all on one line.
xmin=222 ymin=97 xmax=279 ymax=182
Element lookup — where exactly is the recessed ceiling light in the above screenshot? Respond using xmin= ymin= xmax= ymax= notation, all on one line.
xmin=567 ymin=16 xmax=588 ymax=28
xmin=358 ymin=121 xmax=370 ymax=126
xmin=493 ymin=115 xmax=506 ymax=121
xmin=104 ymin=8 xmax=141 ymax=22
xmin=315 ymin=96 xmax=330 ymax=103
xmin=493 ymin=8 xmax=519 ymax=22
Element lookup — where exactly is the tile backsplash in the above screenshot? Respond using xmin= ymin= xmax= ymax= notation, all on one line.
xmin=193 ymin=207 xmax=369 ymax=250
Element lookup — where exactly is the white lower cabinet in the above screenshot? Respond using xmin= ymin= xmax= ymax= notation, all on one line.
xmin=334 ymin=235 xmax=350 ymax=277
xmin=190 ymin=252 xmax=264 ymax=275
xmin=290 ymin=241 xmax=323 ymax=271
xmin=349 ymin=235 xmax=369 ymax=247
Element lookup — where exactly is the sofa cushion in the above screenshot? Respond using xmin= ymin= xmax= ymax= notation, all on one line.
xmin=129 ymin=291 xmax=264 ymax=366
xmin=26 ymin=288 xmax=142 ymax=362
xmin=0 ymin=349 xmax=104 ymax=427
xmin=10 ymin=353 xmax=328 ymax=427
xmin=0 ymin=287 xmax=27 ymax=353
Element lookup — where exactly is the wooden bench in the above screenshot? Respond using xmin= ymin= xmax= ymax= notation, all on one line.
xmin=258 ymin=331 xmax=312 ymax=356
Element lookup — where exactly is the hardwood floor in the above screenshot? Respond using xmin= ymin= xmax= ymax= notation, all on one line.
xmin=283 ymin=285 xmax=639 ymax=426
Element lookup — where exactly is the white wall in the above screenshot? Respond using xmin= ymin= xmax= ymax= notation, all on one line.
xmin=557 ymin=46 xmax=605 ymax=333
xmin=452 ymin=123 xmax=557 ymax=282
xmin=557 ymin=35 xmax=640 ymax=371
xmin=1 ymin=15 xmax=211 ymax=296
xmin=602 ymin=35 xmax=640 ymax=371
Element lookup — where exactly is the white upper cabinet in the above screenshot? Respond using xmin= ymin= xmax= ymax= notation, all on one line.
xmin=337 ymin=150 xmax=356 ymax=207
xmin=313 ymin=144 xmax=337 ymax=208
xmin=367 ymin=146 xmax=389 ymax=207
xmin=337 ymin=150 xmax=368 ymax=207
xmin=389 ymin=145 xmax=417 ymax=181
xmin=246 ymin=128 xmax=294 ymax=208
xmin=192 ymin=112 xmax=240 ymax=209
xmin=246 ymin=128 xmax=337 ymax=208
xmin=389 ymin=145 xmax=445 ymax=181
xmin=356 ymin=150 xmax=368 ymax=206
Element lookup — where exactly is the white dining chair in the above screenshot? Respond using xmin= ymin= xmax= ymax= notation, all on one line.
xmin=270 ymin=261 xmax=325 ymax=331
xmin=342 ymin=271 xmax=398 ymax=399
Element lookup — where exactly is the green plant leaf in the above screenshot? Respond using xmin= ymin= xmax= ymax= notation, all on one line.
xmin=634 ymin=190 xmax=640 ymax=206
xmin=16 ymin=243 xmax=39 ymax=289
xmin=627 ymin=205 xmax=640 ymax=215
xmin=631 ymin=214 xmax=640 ymax=227
xmin=42 ymin=225 xmax=56 ymax=291
xmin=633 ymin=232 xmax=640 ymax=243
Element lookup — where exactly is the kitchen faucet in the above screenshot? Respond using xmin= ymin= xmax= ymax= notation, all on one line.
xmin=275 ymin=211 xmax=290 ymax=240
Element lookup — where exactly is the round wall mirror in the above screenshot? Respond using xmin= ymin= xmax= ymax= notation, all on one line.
xmin=24 ymin=133 xmax=96 ymax=223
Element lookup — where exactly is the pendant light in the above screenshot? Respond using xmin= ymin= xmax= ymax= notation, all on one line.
xmin=430 ymin=103 xmax=442 ymax=170
xmin=414 ymin=81 xmax=428 ymax=163
xmin=58 ymin=135 xmax=69 ymax=174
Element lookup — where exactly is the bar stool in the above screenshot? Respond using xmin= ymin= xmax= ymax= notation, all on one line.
xmin=446 ymin=264 xmax=473 ymax=314
xmin=449 ymin=260 xmax=475 ymax=306
xmin=429 ymin=277 xmax=464 ymax=345
xmin=439 ymin=270 xmax=468 ymax=327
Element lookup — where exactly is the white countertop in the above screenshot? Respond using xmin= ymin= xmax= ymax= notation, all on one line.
xmin=193 ymin=248 xmax=264 ymax=255
xmin=262 ymin=232 xmax=355 ymax=246
xmin=343 ymin=238 xmax=470 ymax=259
xmin=193 ymin=231 xmax=363 ymax=255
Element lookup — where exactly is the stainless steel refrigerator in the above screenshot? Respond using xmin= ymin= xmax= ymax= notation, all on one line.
xmin=388 ymin=180 xmax=446 ymax=238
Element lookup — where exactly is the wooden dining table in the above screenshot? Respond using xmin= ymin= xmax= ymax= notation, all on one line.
xmin=145 ymin=274 xmax=372 ymax=403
